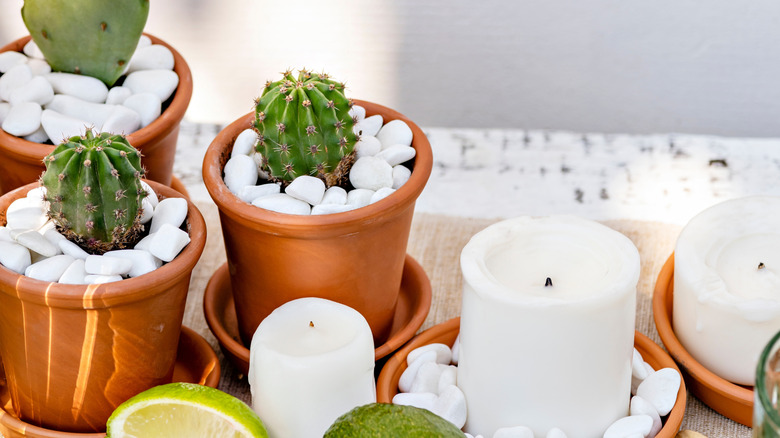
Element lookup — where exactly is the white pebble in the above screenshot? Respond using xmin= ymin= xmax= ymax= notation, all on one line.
xmin=24 ymin=125 xmax=48 ymax=143
xmin=493 ymin=426 xmax=534 ymax=438
xmin=603 ymin=415 xmax=653 ymax=438
xmin=433 ymin=385 xmax=467 ymax=429
xmin=409 ymin=362 xmax=443 ymax=394
xmin=0 ymin=51 xmax=27 ymax=73
xmin=85 ymin=274 xmax=122 ymax=284
xmin=141 ymin=181 xmax=158 ymax=207
xmin=14 ymin=230 xmax=58 ymax=257
xmin=23 ymin=40 xmax=44 ymax=59
xmin=355 ymin=114 xmax=383 ymax=137
xmin=0 ymin=102 xmax=10 ymax=125
xmin=0 ymin=227 xmax=11 ymax=242
xmin=122 ymin=92 xmax=161 ymax=128
xmin=631 ymin=349 xmax=651 ymax=394
xmin=355 ymin=135 xmax=381 ymax=158
xmin=123 ymin=69 xmax=179 ymax=102
xmin=106 ymin=86 xmax=133 ymax=105
xmin=320 ymin=186 xmax=347 ymax=205
xmin=133 ymin=233 xmax=156 ymax=252
xmin=349 ymin=156 xmax=393 ymax=191
xmin=630 ymin=396 xmax=662 ymax=438
xmin=43 ymin=228 xmax=66 ymax=246
xmin=7 ymin=196 xmax=46 ymax=226
xmin=392 ymin=165 xmax=412 ymax=189
xmin=465 ymin=434 xmax=484 ymax=438
xmin=636 ymin=368 xmax=681 ymax=416
xmin=58 ymin=259 xmax=87 ymax=284
xmin=377 ymin=119 xmax=413 ymax=148
xmin=36 ymin=220 xmax=55 ymax=235
xmin=139 ymin=197 xmax=154 ymax=224
xmin=546 ymin=428 xmax=568 ymax=438
xmin=25 ymin=254 xmax=74 ymax=282
xmin=85 ymin=254 xmax=132 ymax=276
xmin=0 ymin=241 xmax=31 ymax=274
xmin=40 ymin=109 xmax=90 ymax=143
xmin=391 ymin=392 xmax=436 ymax=412
xmin=2 ymin=102 xmax=42 ymax=136
xmin=45 ymin=72 xmax=108 ymax=103
xmin=399 ymin=350 xmax=437 ymax=392
xmin=251 ymin=151 xmax=270 ymax=179
xmin=105 ymin=249 xmax=162 ymax=277
xmin=407 ymin=343 xmax=453 ymax=365
xmin=232 ymin=128 xmax=257 ymax=157
xmin=101 ymin=105 xmax=142 ymax=135
xmin=285 ymin=175 xmax=325 ymax=205
xmin=348 ymin=105 xmax=365 ymax=122
xmin=59 ymin=239 xmax=89 ymax=259
xmin=438 ymin=366 xmax=457 ymax=394
xmin=149 ymin=197 xmax=188 ymax=233
xmin=8 ymin=76 xmax=53 ymax=106
xmin=27 ymin=58 xmax=51 ymax=76
xmin=238 ymin=183 xmax=281 ymax=203
xmin=224 ymin=154 xmax=259 ymax=195
xmin=127 ymin=44 xmax=175 ymax=73
xmin=252 ymin=193 xmax=311 ymax=215
xmin=0 ymin=64 xmax=32 ymax=101
xmin=376 ymin=145 xmax=416 ymax=166
xmin=310 ymin=204 xmax=354 ymax=215
xmin=346 ymin=188 xmax=375 ymax=208
xmin=370 ymin=187 xmax=395 ymax=204
xmin=149 ymin=223 xmax=191 ymax=262
xmin=46 ymin=94 xmax=114 ymax=129
xmin=137 ymin=35 xmax=152 ymax=48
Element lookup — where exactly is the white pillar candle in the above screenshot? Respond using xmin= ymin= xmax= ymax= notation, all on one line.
xmin=458 ymin=216 xmax=639 ymax=438
xmin=674 ymin=196 xmax=780 ymax=385
xmin=248 ymin=297 xmax=376 ymax=438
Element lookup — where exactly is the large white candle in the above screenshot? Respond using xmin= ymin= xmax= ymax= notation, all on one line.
xmin=458 ymin=216 xmax=639 ymax=438
xmin=248 ymin=297 xmax=376 ymax=438
xmin=674 ymin=196 xmax=780 ymax=386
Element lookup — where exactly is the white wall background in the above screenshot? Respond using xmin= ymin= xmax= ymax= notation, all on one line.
xmin=2 ymin=0 xmax=780 ymax=137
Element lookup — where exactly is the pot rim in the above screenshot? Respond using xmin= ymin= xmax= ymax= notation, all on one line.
xmin=0 ymin=180 xmax=206 ymax=309
xmin=0 ymin=33 xmax=193 ymax=164
xmin=202 ymin=100 xmax=433 ymax=237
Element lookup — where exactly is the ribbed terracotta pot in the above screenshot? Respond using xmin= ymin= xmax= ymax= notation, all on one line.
xmin=0 ymin=34 xmax=193 ymax=195
xmin=203 ymin=100 xmax=433 ymax=346
xmin=0 ymin=181 xmax=206 ymax=433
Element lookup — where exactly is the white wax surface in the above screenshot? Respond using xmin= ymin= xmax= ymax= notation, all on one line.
xmin=674 ymin=196 xmax=780 ymax=385
xmin=248 ymin=298 xmax=376 ymax=438
xmin=458 ymin=216 xmax=639 ymax=438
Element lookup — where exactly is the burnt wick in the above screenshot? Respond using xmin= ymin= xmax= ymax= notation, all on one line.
xmin=759 ymin=262 xmax=766 ymax=270
xmin=309 ymin=321 xmax=315 ymax=328
xmin=545 ymin=277 xmax=553 ymax=287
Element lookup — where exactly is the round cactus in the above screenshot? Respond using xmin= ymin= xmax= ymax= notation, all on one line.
xmin=253 ymin=69 xmax=358 ymax=188
xmin=41 ymin=131 xmax=147 ymax=254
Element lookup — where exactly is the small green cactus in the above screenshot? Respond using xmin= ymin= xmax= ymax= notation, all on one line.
xmin=21 ymin=0 xmax=150 ymax=86
xmin=41 ymin=131 xmax=147 ymax=254
xmin=253 ymin=69 xmax=358 ymax=188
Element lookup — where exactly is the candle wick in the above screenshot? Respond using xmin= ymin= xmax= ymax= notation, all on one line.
xmin=545 ymin=277 xmax=553 ymax=287
xmin=309 ymin=321 xmax=314 ymax=328
xmin=759 ymin=262 xmax=766 ymax=270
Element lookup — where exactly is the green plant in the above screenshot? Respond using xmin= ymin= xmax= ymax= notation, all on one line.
xmin=253 ymin=69 xmax=358 ymax=188
xmin=21 ymin=0 xmax=150 ymax=86
xmin=41 ymin=131 xmax=147 ymax=254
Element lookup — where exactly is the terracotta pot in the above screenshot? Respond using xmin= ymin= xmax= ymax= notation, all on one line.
xmin=0 ymin=181 xmax=206 ymax=433
xmin=202 ymin=100 xmax=433 ymax=346
xmin=0 ymin=34 xmax=193 ymax=195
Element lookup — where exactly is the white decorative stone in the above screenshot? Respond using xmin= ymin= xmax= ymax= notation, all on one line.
xmin=348 ymin=105 xmax=365 ymax=122
xmin=251 ymin=151 xmax=270 ymax=180
xmin=123 ymin=69 xmax=179 ymax=102
xmin=636 ymin=368 xmax=681 ymax=416
xmin=0 ymin=241 xmax=31 ymax=274
xmin=85 ymin=274 xmax=123 ymax=284
xmin=25 ymin=254 xmax=75 ymax=282
xmin=438 ymin=365 xmax=457 ymax=394
xmin=238 ymin=183 xmax=281 ymax=203
xmin=127 ymin=44 xmax=175 ymax=73
xmin=46 ymin=94 xmax=114 ymax=129
xmin=399 ymin=350 xmax=437 ymax=393
xmin=15 ymin=229 xmax=59 ymax=257
xmin=85 ymin=254 xmax=132 ymax=276
xmin=58 ymin=259 xmax=87 ymax=284
xmin=346 ymin=188 xmax=375 ymax=208
xmin=40 ymin=109 xmax=90 ymax=143
xmin=137 ymin=35 xmax=152 ymax=48
xmin=3 ymin=102 xmax=42 ymax=136
xmin=8 ymin=76 xmax=54 ymax=106
xmin=408 ymin=343 xmax=453 ymax=365
xmin=139 ymin=197 xmax=154 ymax=224
xmin=232 ymin=128 xmax=257 ymax=157
xmin=355 ymin=114 xmax=383 ymax=137
xmin=252 ymin=193 xmax=311 ymax=215
xmin=320 ymin=186 xmax=347 ymax=205
xmin=377 ymin=145 xmax=416 ymax=166
xmin=6 ymin=197 xmax=47 ymax=231
xmin=102 ymin=105 xmax=142 ymax=135
xmin=105 ymin=249 xmax=162 ymax=277
xmin=409 ymin=362 xmax=444 ymax=394
xmin=603 ymin=415 xmax=653 ymax=438
xmin=433 ymin=385 xmax=467 ymax=429
xmin=122 ymin=92 xmax=161 ymax=128
xmin=149 ymin=197 xmax=188 ymax=233
xmin=23 ymin=40 xmax=44 ymax=59
xmin=393 ymin=165 xmax=412 ymax=189
xmin=377 ymin=119 xmax=413 ymax=149
xmin=27 ymin=58 xmax=51 ymax=76
xmin=0 ymin=227 xmax=12 ymax=242
xmin=630 ymin=396 xmax=662 ymax=438
xmin=0 ymin=102 xmax=10 ymax=125
xmin=43 ymin=228 xmax=66 ymax=246
xmin=141 ymin=181 xmax=159 ymax=207
xmin=285 ymin=175 xmax=325 ymax=205
xmin=24 ymin=125 xmax=48 ymax=143
xmin=106 ymin=86 xmax=133 ymax=105
xmin=134 ymin=233 xmax=156 ymax=252
xmin=59 ymin=239 xmax=89 ymax=260
xmin=311 ymin=204 xmax=354 ymax=215
xmin=355 ymin=135 xmax=381 ymax=158
xmin=149 ymin=223 xmax=191 ymax=262
xmin=546 ymin=428 xmax=568 ymax=438
xmin=0 ymin=64 xmax=32 ymax=101
xmin=493 ymin=426 xmax=535 ymax=438
xmin=0 ymin=51 xmax=27 ymax=73
xmin=391 ymin=392 xmax=437 ymax=412
xmin=631 ymin=349 xmax=652 ymax=394
xmin=370 ymin=187 xmax=395 ymax=204
xmin=224 ymin=154 xmax=259 ymax=195
xmin=349 ymin=156 xmax=393 ymax=191
xmin=45 ymin=72 xmax=108 ymax=103
xmin=36 ymin=220 xmax=55 ymax=235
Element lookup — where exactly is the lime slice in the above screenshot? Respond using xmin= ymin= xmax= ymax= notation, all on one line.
xmin=106 ymin=382 xmax=268 ymax=438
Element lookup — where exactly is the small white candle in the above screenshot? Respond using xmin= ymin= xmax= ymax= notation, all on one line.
xmin=458 ymin=216 xmax=639 ymax=438
xmin=248 ymin=297 xmax=376 ymax=438
xmin=674 ymin=196 xmax=780 ymax=385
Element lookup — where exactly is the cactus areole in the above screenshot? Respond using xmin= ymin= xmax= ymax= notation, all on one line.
xmin=41 ymin=131 xmax=147 ymax=254
xmin=21 ymin=0 xmax=150 ymax=86
xmin=253 ymin=70 xmax=359 ymax=188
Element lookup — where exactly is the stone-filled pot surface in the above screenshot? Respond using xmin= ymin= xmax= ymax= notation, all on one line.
xmin=0 ymin=34 xmax=193 ymax=195
xmin=0 ymin=181 xmax=206 ymax=433
xmin=203 ymin=100 xmax=433 ymax=347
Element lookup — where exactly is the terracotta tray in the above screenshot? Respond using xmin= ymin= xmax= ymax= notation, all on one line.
xmin=377 ymin=318 xmax=686 ymax=437
xmin=653 ymin=253 xmax=753 ymax=426
xmin=0 ymin=326 xmax=220 ymax=438
xmin=204 ymin=254 xmax=433 ymax=376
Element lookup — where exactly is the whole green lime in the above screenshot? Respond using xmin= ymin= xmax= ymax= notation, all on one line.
xmin=324 ymin=403 xmax=465 ymax=437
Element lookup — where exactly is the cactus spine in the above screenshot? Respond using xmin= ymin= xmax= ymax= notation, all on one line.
xmin=21 ymin=0 xmax=150 ymax=86
xmin=41 ymin=131 xmax=147 ymax=254
xmin=253 ymin=69 xmax=358 ymax=188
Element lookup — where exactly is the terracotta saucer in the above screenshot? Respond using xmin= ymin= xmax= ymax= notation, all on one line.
xmin=376 ymin=318 xmax=686 ymax=438
xmin=0 ymin=326 xmax=220 ymax=438
xmin=653 ymin=253 xmax=753 ymax=426
xmin=203 ymin=254 xmax=433 ymax=376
